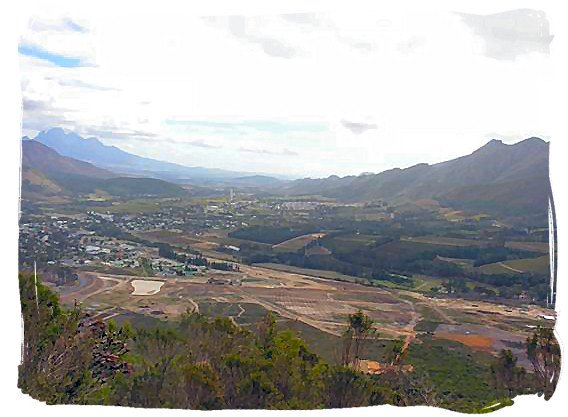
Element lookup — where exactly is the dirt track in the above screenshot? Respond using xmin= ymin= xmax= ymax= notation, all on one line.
xmin=54 ymin=263 xmax=555 ymax=354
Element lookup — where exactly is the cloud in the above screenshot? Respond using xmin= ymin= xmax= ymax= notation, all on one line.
xmin=204 ymin=13 xmax=378 ymax=58
xmin=397 ymin=36 xmax=427 ymax=54
xmin=184 ymin=139 xmax=221 ymax=149
xmin=341 ymin=120 xmax=378 ymax=134
xmin=281 ymin=12 xmax=377 ymax=52
xmin=53 ymin=78 xmax=119 ymax=91
xmin=22 ymin=97 xmax=50 ymax=112
xmin=165 ymin=119 xmax=327 ymax=134
xmin=255 ymin=37 xmax=297 ymax=59
xmin=83 ymin=127 xmax=222 ymax=149
xmin=239 ymin=147 xmax=298 ymax=156
xmin=18 ymin=9 xmax=554 ymax=177
xmin=484 ymin=131 xmax=551 ymax=142
xmin=29 ymin=17 xmax=88 ymax=33
xmin=21 ymin=102 xmax=72 ymax=132
xmin=80 ymin=126 xmax=158 ymax=141
xmin=204 ymin=15 xmax=299 ymax=58
xmin=457 ymin=9 xmax=553 ymax=61
xmin=280 ymin=13 xmax=322 ymax=26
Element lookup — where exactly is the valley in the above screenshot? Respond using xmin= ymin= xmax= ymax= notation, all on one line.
xmin=18 ymin=129 xmax=558 ymax=412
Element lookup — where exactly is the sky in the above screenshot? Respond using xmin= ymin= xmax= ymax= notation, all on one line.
xmin=19 ymin=7 xmax=554 ymax=178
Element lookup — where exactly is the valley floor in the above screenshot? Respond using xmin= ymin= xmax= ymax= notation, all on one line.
xmin=51 ymin=261 xmax=555 ymax=368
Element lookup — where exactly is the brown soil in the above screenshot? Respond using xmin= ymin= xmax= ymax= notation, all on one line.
xmin=433 ymin=332 xmax=494 ymax=349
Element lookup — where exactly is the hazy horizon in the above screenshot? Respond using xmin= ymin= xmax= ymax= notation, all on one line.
xmin=23 ymin=126 xmax=547 ymax=180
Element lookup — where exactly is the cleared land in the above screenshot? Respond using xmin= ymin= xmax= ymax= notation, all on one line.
xmin=54 ymin=262 xmax=554 ymax=363
xmin=433 ymin=323 xmax=531 ymax=368
xmin=254 ymin=262 xmax=370 ymax=284
xmin=131 ymin=279 xmax=165 ymax=295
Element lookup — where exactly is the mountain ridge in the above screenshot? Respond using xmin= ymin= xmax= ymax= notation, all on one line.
xmin=21 ymin=140 xmax=189 ymax=198
xmin=282 ymin=137 xmax=550 ymax=218
xmin=22 ymin=140 xmax=115 ymax=179
xmin=31 ymin=128 xmax=248 ymax=182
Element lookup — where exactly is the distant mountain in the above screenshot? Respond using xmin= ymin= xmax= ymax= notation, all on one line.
xmin=21 ymin=140 xmax=188 ymax=198
xmin=32 ymin=128 xmax=245 ymax=181
xmin=284 ymin=138 xmax=551 ymax=218
xmin=231 ymin=175 xmax=284 ymax=187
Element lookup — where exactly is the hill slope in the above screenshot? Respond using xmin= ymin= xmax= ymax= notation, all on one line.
xmin=21 ymin=140 xmax=188 ymax=198
xmin=22 ymin=140 xmax=114 ymax=179
xmin=284 ymin=138 xmax=551 ymax=218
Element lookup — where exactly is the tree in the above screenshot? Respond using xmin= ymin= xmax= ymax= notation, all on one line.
xmin=158 ymin=243 xmax=176 ymax=260
xmin=341 ymin=310 xmax=376 ymax=368
xmin=491 ymin=349 xmax=525 ymax=398
xmin=527 ymin=326 xmax=561 ymax=399
xmin=321 ymin=366 xmax=375 ymax=408
xmin=385 ymin=338 xmax=406 ymax=368
xmin=385 ymin=371 xmax=439 ymax=408
xmin=18 ymin=273 xmax=130 ymax=404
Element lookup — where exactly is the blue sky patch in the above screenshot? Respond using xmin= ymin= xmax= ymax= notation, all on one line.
xmin=63 ymin=18 xmax=87 ymax=33
xmin=18 ymin=44 xmax=86 ymax=68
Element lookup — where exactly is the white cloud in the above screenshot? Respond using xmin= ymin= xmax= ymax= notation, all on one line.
xmin=19 ymin=7 xmax=553 ymax=177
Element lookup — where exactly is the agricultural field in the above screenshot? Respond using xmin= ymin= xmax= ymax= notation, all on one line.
xmin=401 ymin=235 xmax=486 ymax=247
xmin=436 ymin=256 xmax=476 ymax=268
xmin=505 ymin=241 xmax=550 ymax=253
xmin=478 ymin=255 xmax=550 ymax=275
xmin=272 ymin=232 xmax=326 ymax=252
xmin=229 ymin=225 xmax=319 ymax=245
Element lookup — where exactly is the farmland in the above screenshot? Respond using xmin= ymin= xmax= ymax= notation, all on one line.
xmin=272 ymin=232 xmax=326 ymax=252
xmin=21 ymin=187 xmax=557 ymax=412
xmin=478 ymin=255 xmax=550 ymax=275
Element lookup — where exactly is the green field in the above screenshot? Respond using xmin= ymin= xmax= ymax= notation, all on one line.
xmin=478 ymin=255 xmax=549 ymax=275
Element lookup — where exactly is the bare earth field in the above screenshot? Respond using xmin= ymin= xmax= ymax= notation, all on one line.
xmin=433 ymin=323 xmax=532 ymax=368
xmin=55 ymin=263 xmax=555 ymax=361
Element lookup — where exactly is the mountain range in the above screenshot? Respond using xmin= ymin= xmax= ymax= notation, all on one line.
xmin=31 ymin=128 xmax=249 ymax=183
xmin=21 ymin=127 xmax=551 ymax=220
xmin=283 ymin=137 xmax=551 ymax=218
